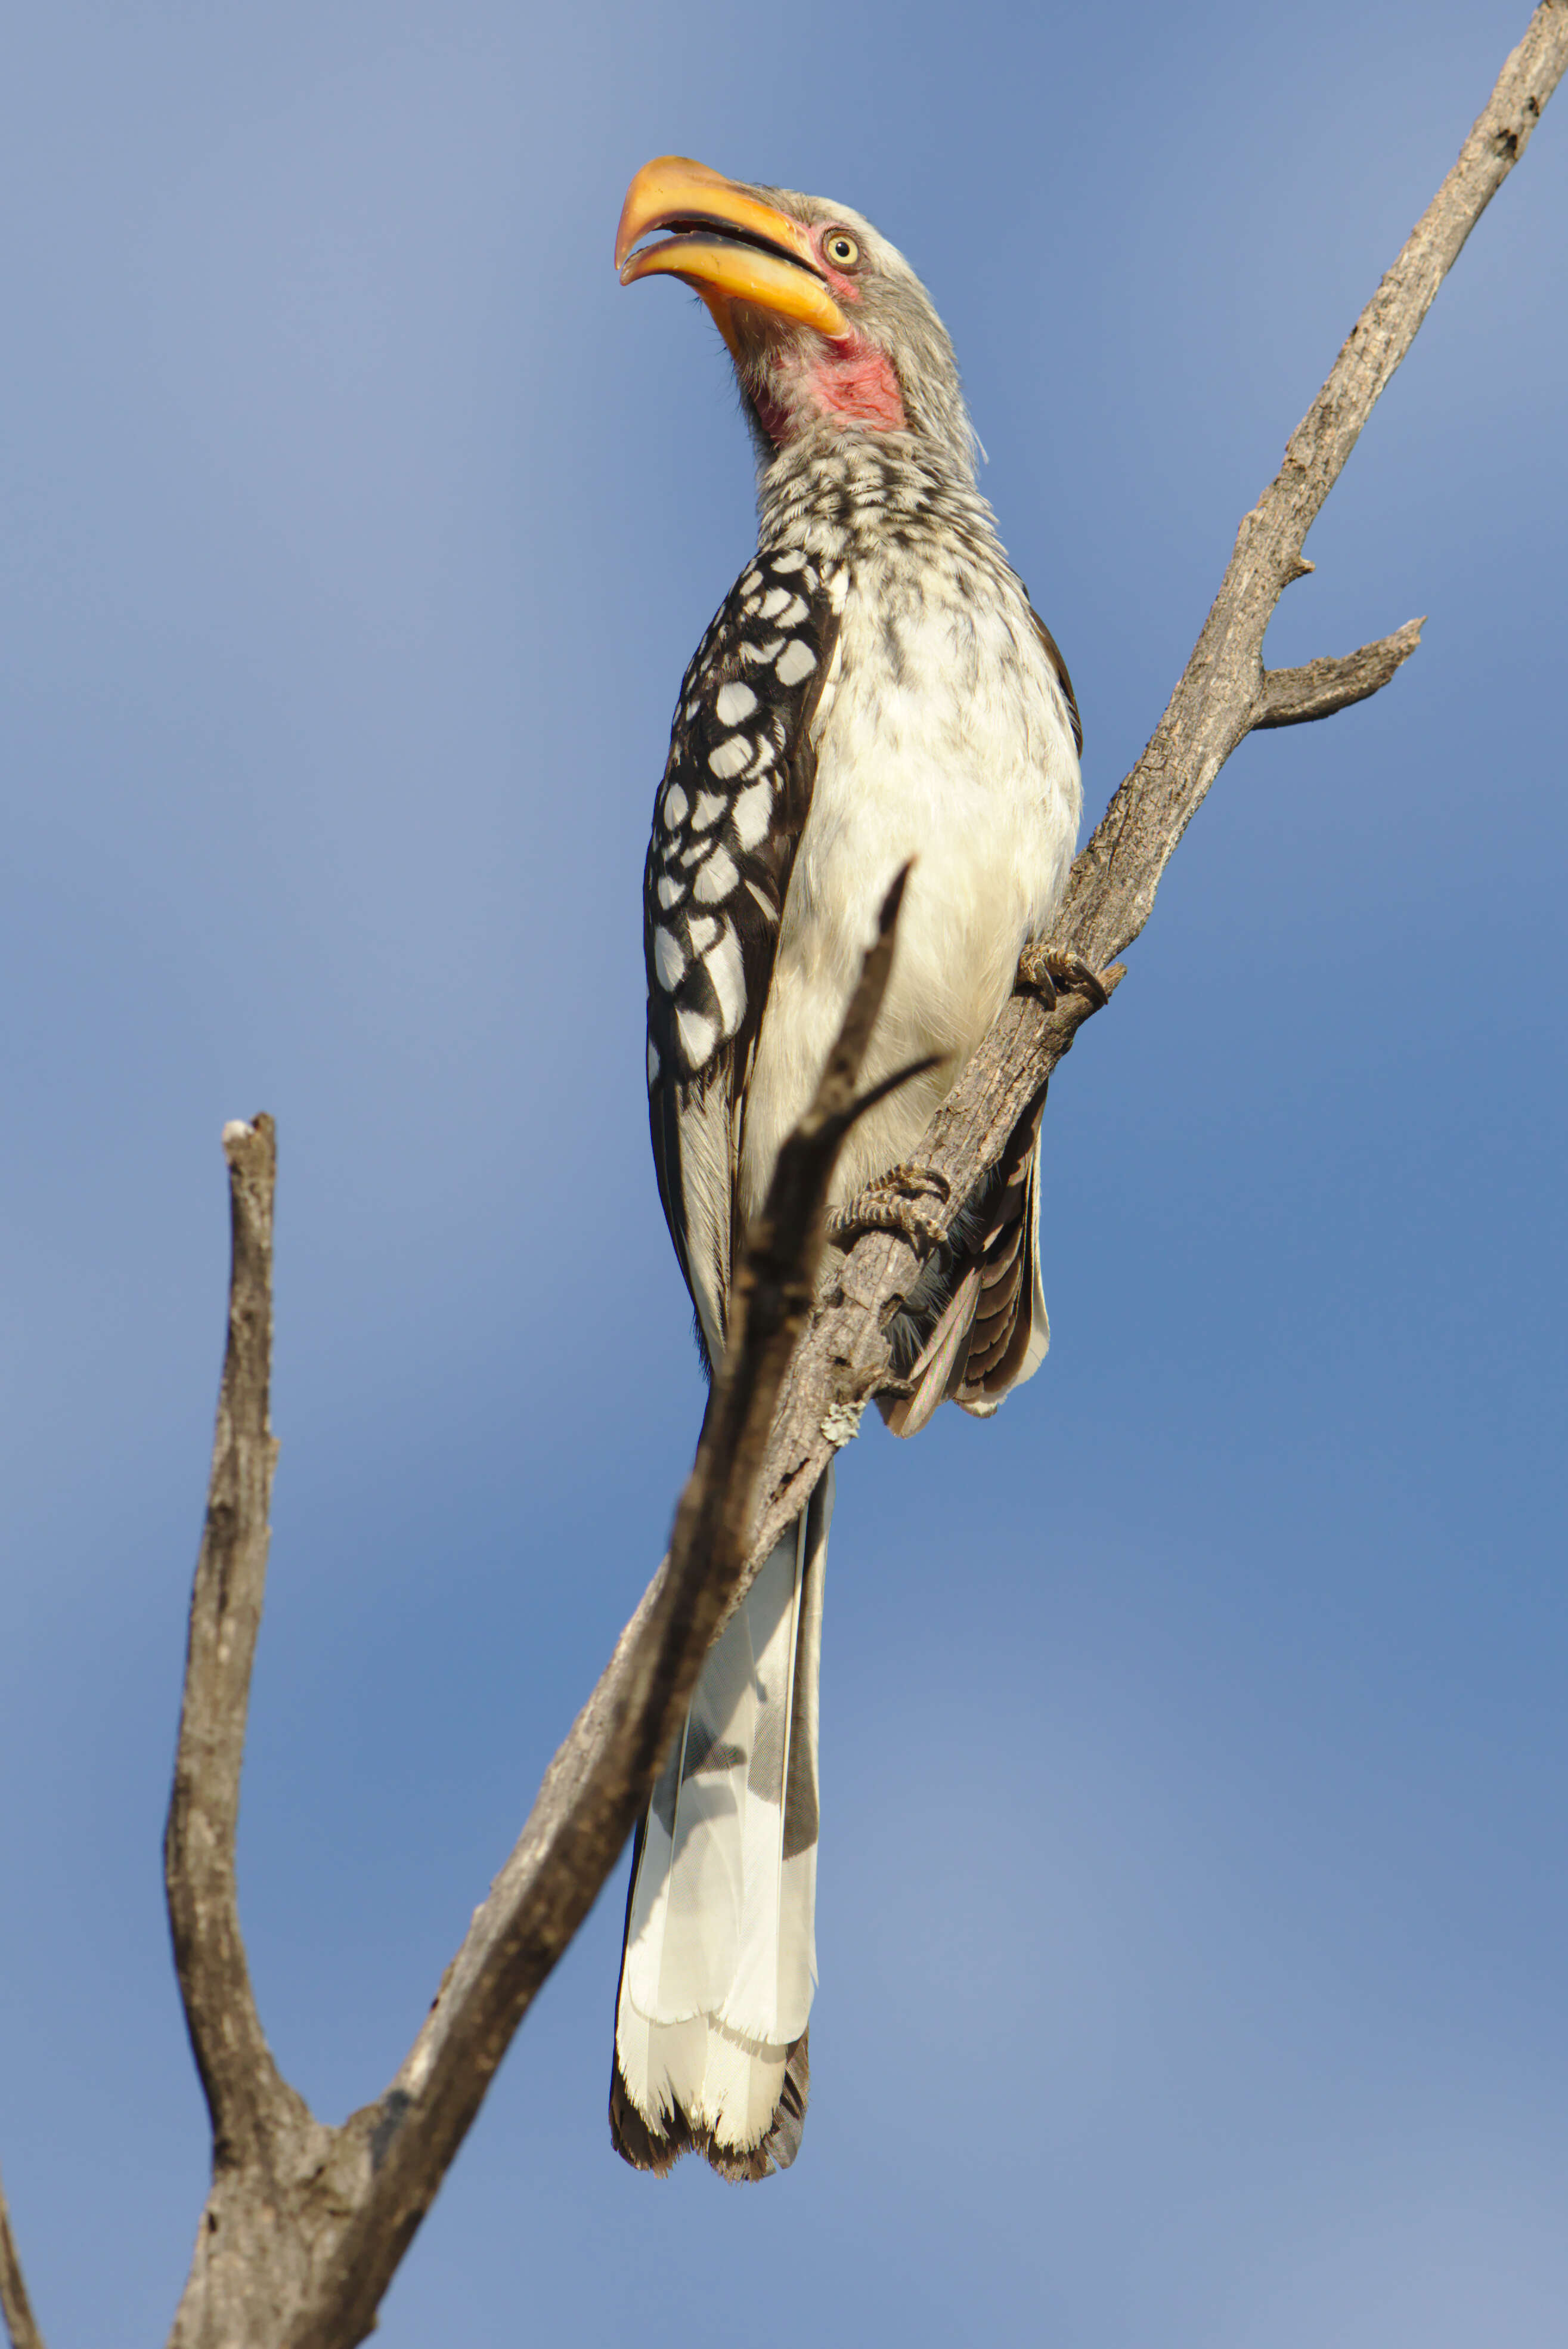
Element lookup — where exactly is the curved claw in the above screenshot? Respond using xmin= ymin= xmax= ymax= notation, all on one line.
xmin=826 ymin=1198 xmax=947 ymax=1256
xmin=1017 ymin=942 xmax=1111 ymax=1010
xmin=826 ymin=1160 xmax=952 ymax=1257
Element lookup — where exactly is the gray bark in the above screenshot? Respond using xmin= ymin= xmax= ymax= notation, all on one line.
xmin=170 ymin=884 xmax=923 ymax=2349
xmin=739 ymin=5 xmax=1564 ymax=1575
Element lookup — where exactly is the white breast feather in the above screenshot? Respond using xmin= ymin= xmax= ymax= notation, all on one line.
xmin=737 ymin=571 xmax=1081 ymax=1228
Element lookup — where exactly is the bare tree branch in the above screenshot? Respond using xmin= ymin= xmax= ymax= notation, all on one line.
xmin=0 ymin=2160 xmax=46 ymax=2349
xmin=1061 ymin=0 xmax=1566 ymax=975
xmin=1255 ymin=617 xmax=1427 ymax=728
xmin=163 ymin=1118 xmax=341 ymax=2348
xmin=164 ymin=1116 xmax=289 ymax=2159
xmin=278 ymin=870 xmax=923 ymax=2349
xmin=740 ymin=0 xmax=1568 ymax=1576
xmin=155 ymin=884 xmax=920 ymax=2347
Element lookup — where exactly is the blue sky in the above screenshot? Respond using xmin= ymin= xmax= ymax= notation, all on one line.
xmin=1 ymin=2 xmax=1564 ymax=2341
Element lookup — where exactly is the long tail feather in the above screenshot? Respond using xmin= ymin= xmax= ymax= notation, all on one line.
xmin=611 ymin=1468 xmax=832 ymax=2178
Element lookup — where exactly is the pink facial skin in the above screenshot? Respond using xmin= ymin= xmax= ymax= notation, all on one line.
xmin=744 ymin=224 xmax=910 ymax=444
xmin=803 ymin=228 xmax=909 ymax=432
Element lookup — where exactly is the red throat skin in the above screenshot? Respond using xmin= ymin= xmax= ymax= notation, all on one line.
xmin=752 ymin=333 xmax=908 ymax=446
xmin=813 ymin=338 xmax=907 ymax=431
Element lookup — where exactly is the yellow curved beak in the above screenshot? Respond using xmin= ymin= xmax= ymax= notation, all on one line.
xmin=615 ymin=155 xmax=848 ymax=358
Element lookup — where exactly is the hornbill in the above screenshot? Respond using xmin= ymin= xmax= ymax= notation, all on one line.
xmin=611 ymin=156 xmax=1084 ymax=2180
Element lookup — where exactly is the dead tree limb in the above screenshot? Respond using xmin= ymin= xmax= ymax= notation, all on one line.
xmin=161 ymin=881 xmax=921 ymax=2347
xmin=1253 ymin=617 xmax=1427 ymax=729
xmin=278 ymin=874 xmax=928 ymax=2349
xmin=740 ymin=0 xmax=1567 ymax=1576
xmin=163 ymin=1112 xmax=286 ymax=2147
xmin=163 ymin=1117 xmax=345 ymax=2345
xmin=27 ymin=8 xmax=1548 ymax=2344
xmin=0 ymin=2161 xmax=46 ymax=2349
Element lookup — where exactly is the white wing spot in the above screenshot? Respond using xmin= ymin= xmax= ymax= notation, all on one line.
xmin=758 ymin=586 xmax=793 ymax=620
xmin=652 ymin=926 xmax=686 ymax=991
xmin=687 ymin=913 xmax=719 ymax=952
xmin=706 ymin=925 xmax=746 ymax=1035
xmin=745 ymin=739 xmax=775 ymax=778
xmin=745 ymin=878 xmax=777 ymax=919
xmin=677 ymin=1005 xmax=717 ymax=1067
xmin=693 ymin=846 xmax=738 ymax=903
xmin=770 ymin=547 xmax=807 ymax=573
xmin=775 ymin=637 xmax=817 ymax=688
xmin=730 ymin=779 xmax=773 ymax=850
xmin=647 ymin=1037 xmax=661 ymax=1087
xmin=656 ymin=874 xmax=683 ymax=909
xmin=663 ymin=784 xmax=689 ymax=825
xmin=690 ymin=790 xmax=726 ymax=831
xmin=773 ymin=595 xmax=808 ymax=627
xmin=708 ymin=735 xmax=750 ymax=780
xmin=715 ymin=680 xmax=758 ymax=725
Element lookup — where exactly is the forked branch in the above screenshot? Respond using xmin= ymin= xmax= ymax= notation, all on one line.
xmin=159 ymin=880 xmax=922 ymax=2348
xmin=279 ymin=872 xmax=925 ymax=2349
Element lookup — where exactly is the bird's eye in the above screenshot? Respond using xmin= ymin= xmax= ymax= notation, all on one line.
xmin=822 ymin=231 xmax=860 ymax=269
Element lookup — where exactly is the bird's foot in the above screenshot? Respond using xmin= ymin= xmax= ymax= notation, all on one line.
xmin=1016 ymin=940 xmax=1112 ymax=1011
xmin=827 ymin=1162 xmax=951 ymax=1256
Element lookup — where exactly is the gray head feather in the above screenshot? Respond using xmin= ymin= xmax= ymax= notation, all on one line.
xmin=730 ymin=185 xmax=979 ymax=484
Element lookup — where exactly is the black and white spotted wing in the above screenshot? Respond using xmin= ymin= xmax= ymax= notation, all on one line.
xmin=644 ymin=544 xmax=838 ymax=1366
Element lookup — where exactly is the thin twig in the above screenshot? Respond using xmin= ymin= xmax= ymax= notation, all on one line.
xmin=162 ymin=1131 xmax=345 ymax=2349
xmin=0 ymin=2160 xmax=46 ymax=2349
xmin=739 ymin=0 xmax=1568 ymax=1574
xmin=1061 ymin=0 xmax=1567 ymax=973
xmin=163 ymin=1116 xmax=292 ymax=2162
xmin=1255 ymin=618 xmax=1427 ymax=728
